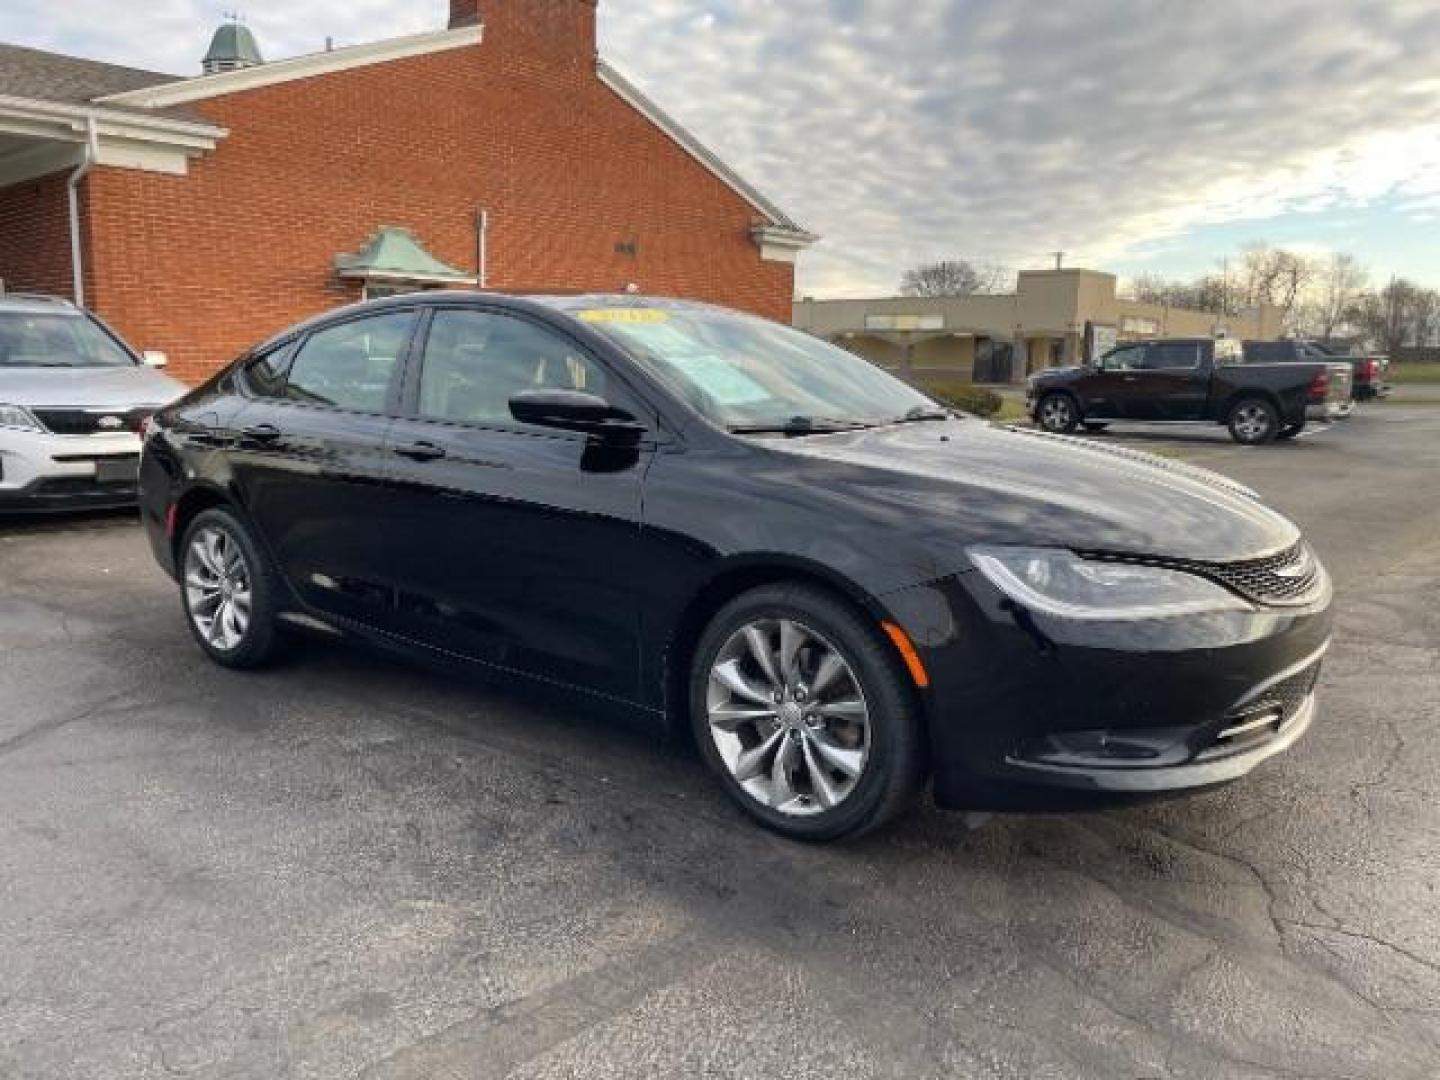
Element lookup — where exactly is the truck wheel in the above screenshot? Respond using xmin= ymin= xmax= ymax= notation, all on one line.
xmin=1276 ymin=419 xmax=1307 ymax=440
xmin=1038 ymin=393 xmax=1080 ymax=434
xmin=1227 ymin=398 xmax=1279 ymax=445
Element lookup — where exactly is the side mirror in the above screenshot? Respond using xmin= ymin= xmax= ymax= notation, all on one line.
xmin=142 ymin=350 xmax=169 ymax=369
xmin=509 ymin=389 xmax=647 ymax=441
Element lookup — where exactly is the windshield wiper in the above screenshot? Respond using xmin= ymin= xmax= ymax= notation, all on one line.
xmin=889 ymin=406 xmax=952 ymax=424
xmin=728 ymin=415 xmax=872 ymax=436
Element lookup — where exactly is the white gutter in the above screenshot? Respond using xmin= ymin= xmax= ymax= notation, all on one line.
xmin=67 ymin=116 xmax=99 ymax=308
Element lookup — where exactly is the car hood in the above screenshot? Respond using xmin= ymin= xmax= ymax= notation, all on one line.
xmin=0 ymin=366 xmax=186 ymax=409
xmin=762 ymin=419 xmax=1300 ymax=564
xmin=1030 ymin=365 xmax=1086 ymax=381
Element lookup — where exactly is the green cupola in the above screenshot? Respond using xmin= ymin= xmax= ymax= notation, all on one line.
xmin=202 ymin=18 xmax=264 ymax=75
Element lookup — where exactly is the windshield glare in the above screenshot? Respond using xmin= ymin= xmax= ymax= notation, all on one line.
xmin=578 ymin=306 xmax=939 ymax=429
xmin=0 ymin=313 xmax=137 ymax=369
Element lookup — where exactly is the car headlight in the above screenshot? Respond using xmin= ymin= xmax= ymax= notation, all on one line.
xmin=969 ymin=546 xmax=1251 ymax=620
xmin=0 ymin=404 xmax=41 ymax=431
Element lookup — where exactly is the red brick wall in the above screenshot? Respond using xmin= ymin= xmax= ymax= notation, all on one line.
xmin=0 ymin=173 xmax=83 ymax=301
xmin=84 ymin=0 xmax=796 ymax=384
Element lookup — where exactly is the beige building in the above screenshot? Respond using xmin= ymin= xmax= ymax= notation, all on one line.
xmin=792 ymin=269 xmax=1282 ymax=385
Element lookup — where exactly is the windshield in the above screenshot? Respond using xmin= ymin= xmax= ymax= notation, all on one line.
xmin=0 ymin=312 xmax=137 ymax=369
xmin=575 ymin=305 xmax=940 ymax=430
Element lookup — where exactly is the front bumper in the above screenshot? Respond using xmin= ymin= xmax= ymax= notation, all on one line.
xmin=884 ymin=569 xmax=1333 ymax=811
xmin=0 ymin=428 xmax=142 ymax=511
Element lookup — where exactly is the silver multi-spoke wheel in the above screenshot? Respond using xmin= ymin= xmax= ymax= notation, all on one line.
xmin=706 ymin=618 xmax=871 ymax=817
xmin=184 ymin=525 xmax=253 ymax=652
xmin=1231 ymin=402 xmax=1272 ymax=442
xmin=1039 ymin=395 xmax=1075 ymax=433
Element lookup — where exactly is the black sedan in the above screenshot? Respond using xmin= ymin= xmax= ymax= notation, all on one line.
xmin=138 ymin=293 xmax=1333 ymax=840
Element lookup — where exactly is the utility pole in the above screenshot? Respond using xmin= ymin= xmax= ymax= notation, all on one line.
xmin=1051 ymin=251 xmax=1065 ymax=270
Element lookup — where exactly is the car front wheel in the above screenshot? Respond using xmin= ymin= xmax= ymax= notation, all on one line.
xmin=179 ymin=508 xmax=282 ymax=669
xmin=1038 ymin=393 xmax=1080 ymax=434
xmin=690 ymin=584 xmax=925 ymax=841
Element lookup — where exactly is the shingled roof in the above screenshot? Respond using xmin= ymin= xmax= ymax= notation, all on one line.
xmin=0 ymin=42 xmax=202 ymax=121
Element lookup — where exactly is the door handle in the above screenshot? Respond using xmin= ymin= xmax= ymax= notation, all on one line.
xmin=394 ymin=440 xmax=447 ymax=462
xmin=241 ymin=423 xmax=283 ymax=442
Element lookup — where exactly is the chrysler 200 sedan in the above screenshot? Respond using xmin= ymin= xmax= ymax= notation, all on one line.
xmin=138 ymin=293 xmax=1332 ymax=840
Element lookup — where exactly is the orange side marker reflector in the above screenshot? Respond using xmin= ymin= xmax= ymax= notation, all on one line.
xmin=881 ymin=621 xmax=930 ymax=689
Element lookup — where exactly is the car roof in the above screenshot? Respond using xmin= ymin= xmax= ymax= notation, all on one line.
xmin=0 ymin=294 xmax=83 ymax=317
xmin=249 ymin=291 xmax=733 ymax=355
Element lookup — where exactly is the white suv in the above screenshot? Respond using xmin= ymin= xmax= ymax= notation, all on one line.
xmin=0 ymin=295 xmax=185 ymax=512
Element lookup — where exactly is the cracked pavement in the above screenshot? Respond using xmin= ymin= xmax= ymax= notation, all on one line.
xmin=1 ymin=402 xmax=1437 ymax=1078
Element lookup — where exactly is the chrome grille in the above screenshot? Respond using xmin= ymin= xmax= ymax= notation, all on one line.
xmin=1081 ymin=542 xmax=1323 ymax=607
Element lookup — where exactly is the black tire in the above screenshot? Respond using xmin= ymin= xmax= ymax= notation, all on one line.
xmin=1276 ymin=419 xmax=1306 ymax=440
xmin=1227 ymin=397 xmax=1280 ymax=445
xmin=178 ymin=507 xmax=283 ymax=669
xmin=1082 ymin=422 xmax=1109 ymax=434
xmin=1037 ymin=393 xmax=1080 ymax=434
xmin=688 ymin=583 xmax=926 ymax=842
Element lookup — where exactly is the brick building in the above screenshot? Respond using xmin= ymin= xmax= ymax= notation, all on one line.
xmin=0 ymin=1 xmax=814 ymax=383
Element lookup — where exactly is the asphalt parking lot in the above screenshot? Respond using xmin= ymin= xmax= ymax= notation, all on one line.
xmin=2 ymin=402 xmax=1438 ymax=1079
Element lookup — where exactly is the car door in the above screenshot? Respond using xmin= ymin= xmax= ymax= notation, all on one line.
xmin=382 ymin=305 xmax=661 ymax=700
xmin=1077 ymin=343 xmax=1149 ymax=418
xmin=1121 ymin=341 xmax=1209 ymax=420
xmin=231 ymin=308 xmax=419 ymax=628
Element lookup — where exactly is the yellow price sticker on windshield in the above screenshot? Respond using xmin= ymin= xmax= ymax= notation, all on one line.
xmin=578 ymin=309 xmax=670 ymax=324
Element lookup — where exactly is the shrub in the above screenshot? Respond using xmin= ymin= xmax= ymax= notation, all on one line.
xmin=925 ymin=382 xmax=1005 ymax=418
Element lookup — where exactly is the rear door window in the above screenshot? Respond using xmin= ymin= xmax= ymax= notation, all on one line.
xmin=1146 ymin=342 xmax=1201 ymax=370
xmin=284 ymin=311 xmax=417 ymax=413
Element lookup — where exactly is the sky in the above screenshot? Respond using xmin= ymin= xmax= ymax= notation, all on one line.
xmin=4 ymin=0 xmax=1439 ymax=298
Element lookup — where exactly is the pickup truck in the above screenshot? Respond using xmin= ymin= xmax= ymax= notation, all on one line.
xmin=1026 ymin=337 xmax=1354 ymax=444
xmin=1246 ymin=340 xmax=1389 ymax=401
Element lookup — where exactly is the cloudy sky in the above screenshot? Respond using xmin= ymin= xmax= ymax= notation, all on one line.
xmin=5 ymin=0 xmax=1440 ymax=296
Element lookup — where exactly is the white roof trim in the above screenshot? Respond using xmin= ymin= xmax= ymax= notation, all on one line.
xmin=0 ymin=94 xmax=226 ymax=142
xmin=0 ymin=94 xmax=226 ymax=184
xmin=597 ymin=60 xmax=815 ymax=243
xmin=96 ymin=25 xmax=483 ymax=109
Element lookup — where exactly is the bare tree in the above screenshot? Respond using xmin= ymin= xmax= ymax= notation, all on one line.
xmin=1236 ymin=244 xmax=1315 ymax=332
xmin=1345 ymin=278 xmax=1440 ymax=354
xmin=1312 ymin=253 xmax=1368 ymax=340
xmin=899 ymin=260 xmax=1004 ymax=298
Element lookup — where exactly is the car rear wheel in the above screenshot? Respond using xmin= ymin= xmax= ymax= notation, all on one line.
xmin=180 ymin=508 xmax=282 ymax=669
xmin=689 ymin=584 xmax=925 ymax=841
xmin=1038 ymin=393 xmax=1080 ymax=434
xmin=1227 ymin=398 xmax=1279 ymax=445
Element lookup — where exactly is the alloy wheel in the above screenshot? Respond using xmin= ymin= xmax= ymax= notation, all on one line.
xmin=1232 ymin=403 xmax=1272 ymax=442
xmin=705 ymin=618 xmax=871 ymax=817
xmin=184 ymin=525 xmax=253 ymax=652
xmin=1040 ymin=396 xmax=1074 ymax=432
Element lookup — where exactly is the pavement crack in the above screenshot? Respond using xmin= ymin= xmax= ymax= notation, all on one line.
xmin=0 ymin=690 xmax=140 ymax=760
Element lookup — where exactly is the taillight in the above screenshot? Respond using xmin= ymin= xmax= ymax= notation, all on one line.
xmin=1308 ymin=371 xmax=1329 ymax=399
xmin=1365 ymin=358 xmax=1379 ymax=380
